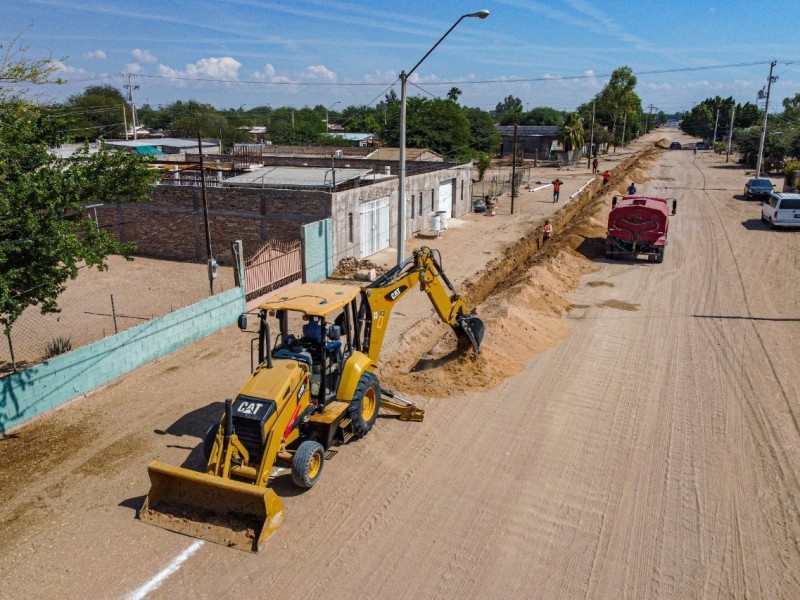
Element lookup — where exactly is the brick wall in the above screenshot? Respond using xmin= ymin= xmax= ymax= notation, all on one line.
xmin=97 ymin=185 xmax=330 ymax=262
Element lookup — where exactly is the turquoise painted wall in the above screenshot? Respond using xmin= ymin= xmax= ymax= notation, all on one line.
xmin=303 ymin=219 xmax=333 ymax=283
xmin=0 ymin=287 xmax=245 ymax=434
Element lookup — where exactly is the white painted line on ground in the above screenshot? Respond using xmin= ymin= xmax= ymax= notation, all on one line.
xmin=125 ymin=540 xmax=205 ymax=600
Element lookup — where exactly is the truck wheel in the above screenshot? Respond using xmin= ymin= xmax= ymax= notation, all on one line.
xmin=291 ymin=440 xmax=325 ymax=488
xmin=348 ymin=372 xmax=381 ymax=438
xmin=655 ymin=248 xmax=665 ymax=263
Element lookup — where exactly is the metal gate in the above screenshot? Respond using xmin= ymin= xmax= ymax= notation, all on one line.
xmin=438 ymin=179 xmax=454 ymax=219
xmin=359 ymin=196 xmax=390 ymax=258
xmin=244 ymin=239 xmax=302 ymax=302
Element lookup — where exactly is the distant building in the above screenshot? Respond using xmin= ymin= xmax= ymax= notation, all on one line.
xmin=327 ymin=132 xmax=379 ymax=147
xmin=104 ymin=137 xmax=221 ymax=158
xmin=93 ymin=146 xmax=474 ymax=270
xmin=496 ymin=125 xmax=561 ymax=161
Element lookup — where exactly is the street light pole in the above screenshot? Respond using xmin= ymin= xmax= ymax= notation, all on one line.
xmin=396 ymin=9 xmax=489 ymax=266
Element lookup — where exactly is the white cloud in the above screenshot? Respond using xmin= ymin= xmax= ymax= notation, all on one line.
xmin=83 ymin=50 xmax=106 ymax=60
xmin=125 ymin=62 xmax=143 ymax=75
xmin=253 ymin=63 xmax=337 ymax=84
xmin=303 ymin=65 xmax=336 ymax=82
xmin=158 ymin=57 xmax=241 ymax=81
xmin=132 ymin=48 xmax=158 ymax=64
xmin=52 ymin=60 xmax=90 ymax=77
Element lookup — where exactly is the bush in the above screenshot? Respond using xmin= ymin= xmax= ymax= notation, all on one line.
xmin=44 ymin=336 xmax=72 ymax=359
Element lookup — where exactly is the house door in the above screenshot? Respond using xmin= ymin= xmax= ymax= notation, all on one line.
xmin=438 ymin=179 xmax=455 ymax=219
xmin=359 ymin=196 xmax=390 ymax=258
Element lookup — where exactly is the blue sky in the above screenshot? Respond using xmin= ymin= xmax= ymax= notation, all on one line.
xmin=4 ymin=0 xmax=799 ymax=116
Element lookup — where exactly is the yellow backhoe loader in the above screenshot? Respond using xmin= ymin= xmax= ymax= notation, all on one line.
xmin=140 ymin=247 xmax=483 ymax=551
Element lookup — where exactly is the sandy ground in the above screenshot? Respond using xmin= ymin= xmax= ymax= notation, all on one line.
xmin=2 ymin=130 xmax=799 ymax=599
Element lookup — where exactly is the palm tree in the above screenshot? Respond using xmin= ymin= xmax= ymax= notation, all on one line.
xmin=447 ymin=87 xmax=462 ymax=103
xmin=559 ymin=112 xmax=585 ymax=153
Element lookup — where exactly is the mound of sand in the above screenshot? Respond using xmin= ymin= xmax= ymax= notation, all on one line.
xmin=379 ymin=148 xmax=656 ymax=398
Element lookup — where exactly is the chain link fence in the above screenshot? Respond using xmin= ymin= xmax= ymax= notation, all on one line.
xmin=1 ymin=247 xmax=238 ymax=375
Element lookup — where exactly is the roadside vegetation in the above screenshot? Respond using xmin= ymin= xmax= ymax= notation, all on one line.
xmin=680 ymin=94 xmax=800 ymax=173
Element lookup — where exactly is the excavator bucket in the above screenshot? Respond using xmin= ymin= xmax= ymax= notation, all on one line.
xmin=455 ymin=315 xmax=484 ymax=354
xmin=139 ymin=460 xmax=284 ymax=552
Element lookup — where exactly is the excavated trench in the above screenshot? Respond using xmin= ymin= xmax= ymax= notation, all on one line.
xmin=380 ymin=141 xmax=667 ymax=398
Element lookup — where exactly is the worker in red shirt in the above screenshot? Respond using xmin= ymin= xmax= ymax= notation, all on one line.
xmin=602 ymin=170 xmax=610 ymax=185
xmin=551 ymin=178 xmax=563 ymax=203
xmin=543 ymin=219 xmax=553 ymax=242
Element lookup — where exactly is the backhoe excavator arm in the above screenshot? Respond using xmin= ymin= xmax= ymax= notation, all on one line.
xmin=359 ymin=246 xmax=483 ymax=363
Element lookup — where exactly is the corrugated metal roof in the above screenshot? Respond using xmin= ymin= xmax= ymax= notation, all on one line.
xmin=104 ymin=138 xmax=218 ymax=149
xmin=221 ymin=166 xmax=371 ymax=189
xmin=495 ymin=125 xmax=560 ymax=136
xmin=134 ymin=146 xmax=164 ymax=156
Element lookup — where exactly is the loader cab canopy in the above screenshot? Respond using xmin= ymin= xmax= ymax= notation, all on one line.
xmin=259 ymin=283 xmax=362 ymax=318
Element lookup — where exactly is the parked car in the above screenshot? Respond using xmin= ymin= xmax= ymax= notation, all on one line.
xmin=694 ymin=142 xmax=707 ymax=150
xmin=669 ymin=142 xmax=681 ymax=150
xmin=744 ymin=178 xmax=775 ymax=200
xmin=761 ymin=192 xmax=800 ymax=228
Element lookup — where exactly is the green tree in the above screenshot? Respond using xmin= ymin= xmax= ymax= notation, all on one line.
xmin=0 ymin=98 xmax=158 ymax=368
xmin=559 ymin=112 xmax=585 ymax=153
xmin=521 ymin=107 xmax=563 ymax=126
xmin=0 ymin=33 xmax=63 ymax=95
xmin=735 ymin=102 xmax=761 ymax=128
xmin=1 ymin=42 xmax=160 ymax=368
xmin=462 ymin=106 xmax=501 ymax=154
xmin=495 ymin=95 xmax=524 ymax=125
xmin=60 ymin=84 xmax=130 ymax=140
xmin=341 ymin=105 xmax=381 ymax=134
xmin=587 ymin=66 xmax=642 ymax=144
xmin=474 ymin=153 xmax=492 ymax=182
xmin=269 ymin=107 xmax=324 ymax=145
xmin=447 ymin=87 xmax=462 ymax=103
xmin=383 ymin=97 xmax=472 ymax=160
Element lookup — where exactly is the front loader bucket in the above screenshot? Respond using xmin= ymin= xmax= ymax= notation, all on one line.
xmin=455 ymin=315 xmax=484 ymax=354
xmin=139 ymin=460 xmax=284 ymax=552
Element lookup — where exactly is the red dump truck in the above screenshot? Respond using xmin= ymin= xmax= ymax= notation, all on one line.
xmin=605 ymin=195 xmax=677 ymax=263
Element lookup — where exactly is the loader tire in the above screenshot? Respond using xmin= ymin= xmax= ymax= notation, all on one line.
xmin=292 ymin=440 xmax=325 ymax=488
xmin=348 ymin=372 xmax=381 ymax=438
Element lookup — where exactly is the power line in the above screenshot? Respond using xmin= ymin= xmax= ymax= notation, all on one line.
xmin=57 ymin=59 xmax=781 ymax=90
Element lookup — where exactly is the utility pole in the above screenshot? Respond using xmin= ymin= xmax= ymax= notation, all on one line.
xmin=197 ymin=133 xmax=215 ymax=295
xmin=712 ymin=108 xmax=720 ymax=146
xmin=587 ymin=99 xmax=595 ymax=169
xmin=122 ymin=103 xmax=128 ymax=140
xmin=123 ymin=74 xmax=139 ymax=140
xmin=645 ymin=104 xmax=656 ymax=133
xmin=726 ymin=105 xmax=735 ymax=163
xmin=510 ymin=120 xmax=518 ymax=214
xmin=621 ymin=112 xmax=627 ymax=147
xmin=756 ymin=60 xmax=778 ymax=179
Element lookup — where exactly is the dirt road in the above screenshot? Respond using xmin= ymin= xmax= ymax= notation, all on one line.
xmin=2 ymin=132 xmax=799 ymax=599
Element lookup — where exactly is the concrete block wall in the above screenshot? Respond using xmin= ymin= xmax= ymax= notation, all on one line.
xmin=0 ymin=287 xmax=245 ymax=434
